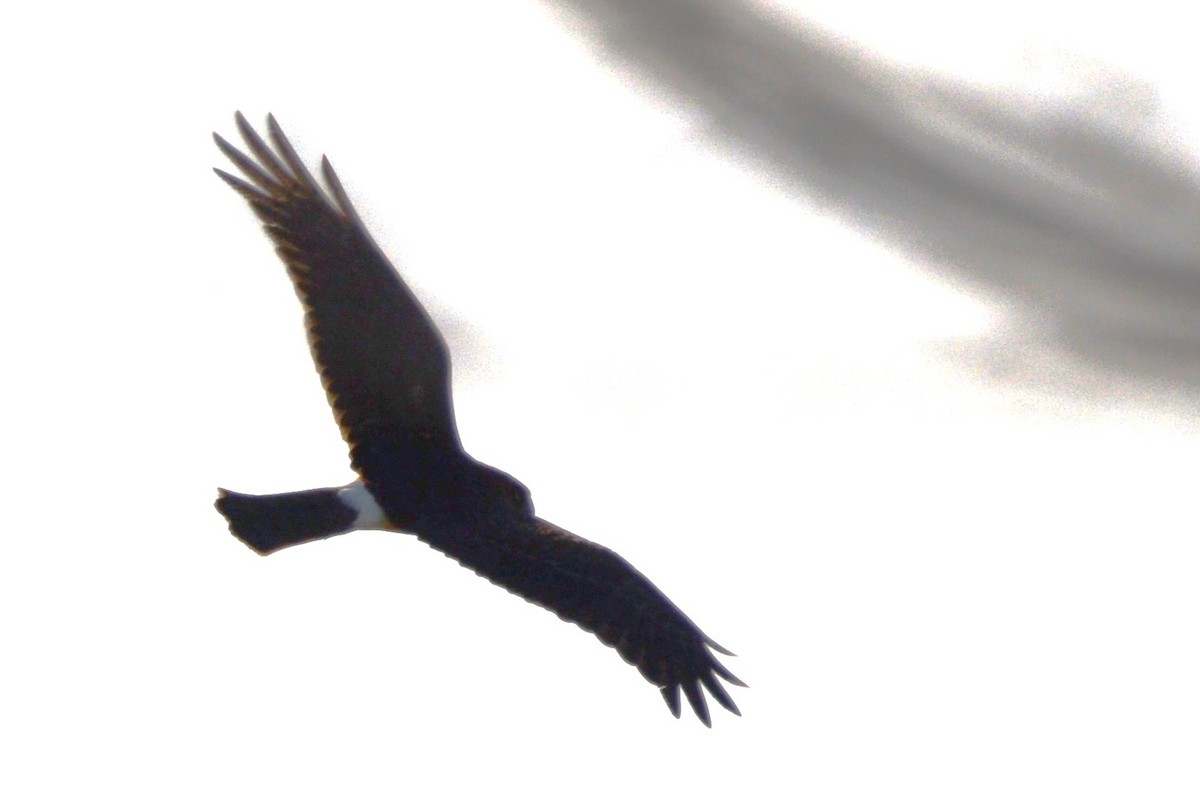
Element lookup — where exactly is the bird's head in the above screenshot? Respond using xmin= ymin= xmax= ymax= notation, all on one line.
xmin=473 ymin=463 xmax=535 ymax=522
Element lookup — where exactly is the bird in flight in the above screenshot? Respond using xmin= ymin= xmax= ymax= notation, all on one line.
xmin=212 ymin=113 xmax=744 ymax=725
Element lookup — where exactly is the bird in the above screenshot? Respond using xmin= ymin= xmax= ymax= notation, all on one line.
xmin=212 ymin=112 xmax=744 ymax=726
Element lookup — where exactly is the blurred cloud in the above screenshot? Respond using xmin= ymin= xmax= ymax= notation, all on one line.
xmin=547 ymin=0 xmax=1200 ymax=399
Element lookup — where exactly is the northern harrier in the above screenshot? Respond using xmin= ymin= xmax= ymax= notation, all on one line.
xmin=213 ymin=113 xmax=744 ymax=725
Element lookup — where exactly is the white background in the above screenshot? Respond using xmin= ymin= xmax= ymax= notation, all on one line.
xmin=3 ymin=1 xmax=1199 ymax=791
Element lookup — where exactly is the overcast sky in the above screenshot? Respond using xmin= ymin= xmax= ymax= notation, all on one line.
xmin=4 ymin=1 xmax=1199 ymax=792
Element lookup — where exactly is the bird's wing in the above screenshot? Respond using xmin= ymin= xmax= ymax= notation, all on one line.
xmin=424 ymin=516 xmax=745 ymax=726
xmin=214 ymin=113 xmax=461 ymax=473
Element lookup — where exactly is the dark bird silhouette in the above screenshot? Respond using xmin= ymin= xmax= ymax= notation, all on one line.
xmin=212 ymin=113 xmax=744 ymax=725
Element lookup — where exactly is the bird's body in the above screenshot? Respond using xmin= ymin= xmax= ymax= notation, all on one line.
xmin=213 ymin=114 xmax=743 ymax=725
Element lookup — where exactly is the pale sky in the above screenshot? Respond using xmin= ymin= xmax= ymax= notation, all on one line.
xmin=4 ymin=1 xmax=1199 ymax=792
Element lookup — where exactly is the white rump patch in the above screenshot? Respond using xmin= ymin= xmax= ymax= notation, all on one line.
xmin=338 ymin=481 xmax=388 ymax=529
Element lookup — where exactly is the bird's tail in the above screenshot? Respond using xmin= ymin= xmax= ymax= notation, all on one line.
xmin=214 ymin=487 xmax=359 ymax=555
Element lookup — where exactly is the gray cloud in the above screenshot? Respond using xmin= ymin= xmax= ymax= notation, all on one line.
xmin=550 ymin=0 xmax=1200 ymax=401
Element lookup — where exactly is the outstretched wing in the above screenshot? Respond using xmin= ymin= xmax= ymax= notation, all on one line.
xmin=213 ymin=113 xmax=461 ymax=474
xmin=423 ymin=516 xmax=746 ymax=726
